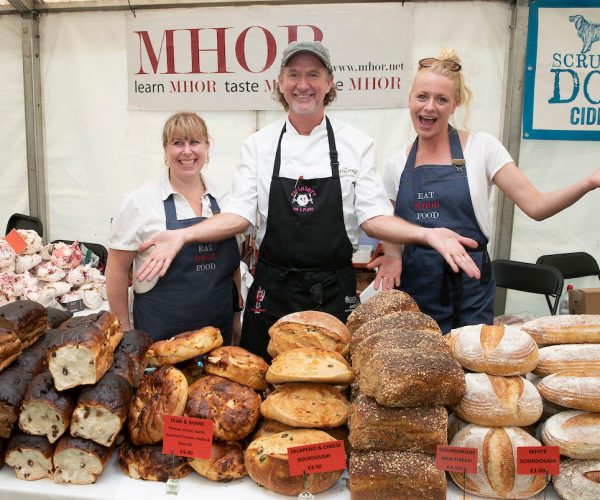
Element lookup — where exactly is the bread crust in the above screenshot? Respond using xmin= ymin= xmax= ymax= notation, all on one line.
xmin=346 ymin=290 xmax=419 ymax=334
xmin=53 ymin=435 xmax=114 ymax=484
xmin=537 ymin=371 xmax=600 ymax=412
xmin=118 ymin=441 xmax=192 ymax=481
xmin=553 ymin=458 xmax=600 ymax=500
xmin=188 ymin=440 xmax=247 ymax=481
xmin=521 ymin=315 xmax=600 ymax=346
xmin=114 ymin=329 xmax=152 ymax=387
xmin=146 ymin=326 xmax=223 ymax=367
xmin=534 ymin=344 xmax=600 ymax=377
xmin=203 ymin=346 xmax=268 ymax=391
xmin=0 ymin=329 xmax=21 ymax=373
xmin=0 ymin=299 xmax=48 ymax=349
xmin=542 ymin=410 xmax=600 ymax=459
xmin=5 ymin=431 xmax=54 ymax=480
xmin=0 ymin=366 xmax=37 ymax=438
xmin=267 ymin=348 xmax=354 ymax=385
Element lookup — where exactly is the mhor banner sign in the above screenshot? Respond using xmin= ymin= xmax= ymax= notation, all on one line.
xmin=126 ymin=3 xmax=413 ymax=111
xmin=523 ymin=0 xmax=600 ymax=140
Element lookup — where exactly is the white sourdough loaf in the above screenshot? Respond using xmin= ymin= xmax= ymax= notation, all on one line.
xmin=537 ymin=371 xmax=600 ymax=412
xmin=534 ymin=343 xmax=600 ymax=377
xmin=521 ymin=314 xmax=600 ymax=346
xmin=541 ymin=410 xmax=600 ymax=459
xmin=553 ymin=458 xmax=600 ymax=500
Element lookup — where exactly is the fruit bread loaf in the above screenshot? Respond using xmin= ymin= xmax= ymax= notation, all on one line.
xmin=346 ymin=289 xmax=419 ymax=334
xmin=203 ymin=345 xmax=268 ymax=391
xmin=146 ymin=326 xmax=222 ymax=367
xmin=348 ymin=394 xmax=447 ymax=453
xmin=449 ymin=425 xmax=547 ymax=498
xmin=5 ymin=431 xmax=55 ymax=480
xmin=266 ymin=347 xmax=354 ymax=385
xmin=245 ymin=429 xmax=343 ymax=496
xmin=113 ymin=329 xmax=152 ymax=387
xmin=0 ymin=300 xmax=48 ymax=349
xmin=453 ymin=373 xmax=543 ymax=427
xmin=106 ymin=349 xmax=136 ymax=387
xmin=18 ymin=370 xmax=76 ymax=443
xmin=187 ymin=440 xmax=247 ymax=481
xmin=127 ymin=365 xmax=188 ymax=445
xmin=0 ymin=328 xmax=21 ymax=372
xmin=552 ymin=458 xmax=600 ymax=500
xmin=185 ymin=375 xmax=261 ymax=442
xmin=70 ymin=371 xmax=132 ymax=447
xmin=0 ymin=365 xmax=37 ymax=438
xmin=45 ymin=307 xmax=72 ymax=329
xmin=446 ymin=324 xmax=539 ymax=375
xmin=118 ymin=440 xmax=192 ymax=481
xmin=521 ymin=314 xmax=600 ymax=346
xmin=541 ymin=410 xmax=600 ymax=459
xmin=349 ymin=450 xmax=446 ymax=499
xmin=53 ymin=435 xmax=114 ymax=484
xmin=12 ymin=328 xmax=64 ymax=375
xmin=533 ymin=343 xmax=600 ymax=377
xmin=268 ymin=310 xmax=351 ymax=356
xmin=537 ymin=371 xmax=600 ymax=412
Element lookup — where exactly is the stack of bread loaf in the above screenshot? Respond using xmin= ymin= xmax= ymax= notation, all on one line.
xmin=346 ymin=290 xmax=464 ymax=500
xmin=446 ymin=323 xmax=549 ymax=498
xmin=518 ymin=315 xmax=600 ymax=499
xmin=0 ymin=302 xmax=153 ymax=485
xmin=0 ymin=230 xmax=106 ymax=311
xmin=243 ymin=310 xmax=352 ymax=496
xmin=119 ymin=327 xmax=268 ymax=484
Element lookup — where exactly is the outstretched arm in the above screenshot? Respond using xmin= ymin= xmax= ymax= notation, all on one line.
xmin=494 ymin=163 xmax=600 ymax=221
xmin=136 ymin=213 xmax=250 ymax=282
xmin=361 ymin=215 xmax=481 ymax=279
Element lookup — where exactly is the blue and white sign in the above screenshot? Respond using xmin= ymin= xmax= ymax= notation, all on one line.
xmin=523 ymin=0 xmax=600 ymax=140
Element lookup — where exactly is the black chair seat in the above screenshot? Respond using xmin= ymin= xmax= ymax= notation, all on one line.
xmin=6 ymin=213 xmax=43 ymax=237
xmin=493 ymin=259 xmax=564 ymax=315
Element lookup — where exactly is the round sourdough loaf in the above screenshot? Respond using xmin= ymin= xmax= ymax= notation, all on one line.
xmin=268 ymin=311 xmax=350 ymax=357
xmin=244 ymin=429 xmax=343 ymax=495
xmin=203 ymin=346 xmax=268 ymax=391
xmin=266 ymin=348 xmax=354 ymax=384
xmin=118 ymin=441 xmax=192 ymax=481
xmin=127 ymin=365 xmax=188 ymax=445
xmin=453 ymin=373 xmax=542 ymax=427
xmin=537 ymin=371 xmax=600 ymax=411
xmin=251 ymin=418 xmax=348 ymax=444
xmin=449 ymin=425 xmax=547 ymax=499
xmin=260 ymin=383 xmax=349 ymax=428
xmin=553 ymin=458 xmax=600 ymax=500
xmin=446 ymin=324 xmax=538 ymax=375
xmin=345 ymin=290 xmax=419 ymax=334
xmin=146 ymin=326 xmax=222 ymax=367
xmin=187 ymin=440 xmax=246 ymax=481
xmin=184 ymin=375 xmax=260 ymax=441
xmin=533 ymin=344 xmax=600 ymax=377
xmin=541 ymin=410 xmax=600 ymax=459
xmin=521 ymin=315 xmax=600 ymax=346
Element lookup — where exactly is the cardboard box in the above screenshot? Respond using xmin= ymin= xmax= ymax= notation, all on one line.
xmin=569 ymin=288 xmax=600 ymax=314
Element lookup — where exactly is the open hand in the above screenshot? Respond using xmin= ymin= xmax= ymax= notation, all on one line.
xmin=136 ymin=229 xmax=186 ymax=282
xmin=367 ymin=254 xmax=402 ymax=290
xmin=424 ymin=228 xmax=481 ymax=279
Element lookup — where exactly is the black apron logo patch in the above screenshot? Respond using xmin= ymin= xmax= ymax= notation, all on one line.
xmin=291 ymin=185 xmax=317 ymax=214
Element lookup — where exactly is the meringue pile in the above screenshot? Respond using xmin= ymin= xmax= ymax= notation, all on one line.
xmin=0 ymin=230 xmax=106 ymax=310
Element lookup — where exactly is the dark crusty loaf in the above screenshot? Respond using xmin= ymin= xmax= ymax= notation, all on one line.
xmin=0 ymin=365 xmax=37 ymax=438
xmin=5 ymin=431 xmax=55 ymax=480
xmin=188 ymin=440 xmax=247 ymax=482
xmin=113 ymin=329 xmax=152 ymax=387
xmin=118 ymin=440 xmax=192 ymax=481
xmin=203 ymin=345 xmax=269 ymax=391
xmin=49 ymin=311 xmax=123 ymax=391
xmin=45 ymin=307 xmax=72 ymax=329
xmin=18 ymin=370 xmax=76 ymax=443
xmin=0 ymin=300 xmax=48 ymax=349
xmin=351 ymin=310 xmax=440 ymax=353
xmin=12 ymin=328 xmax=64 ymax=376
xmin=53 ymin=435 xmax=114 ymax=484
xmin=245 ymin=429 xmax=343 ymax=495
xmin=359 ymin=347 xmax=466 ymax=407
xmin=346 ymin=290 xmax=419 ymax=334
xmin=127 ymin=365 xmax=188 ymax=445
xmin=348 ymin=394 xmax=447 ymax=453
xmin=70 ymin=371 xmax=132 ymax=447
xmin=349 ymin=450 xmax=446 ymax=499
xmin=185 ymin=375 xmax=261 ymax=442
xmin=106 ymin=349 xmax=136 ymax=386
xmin=0 ymin=328 xmax=22 ymax=373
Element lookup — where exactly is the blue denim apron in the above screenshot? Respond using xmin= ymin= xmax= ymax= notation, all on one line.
xmin=395 ymin=127 xmax=493 ymax=333
xmin=133 ymin=194 xmax=240 ymax=342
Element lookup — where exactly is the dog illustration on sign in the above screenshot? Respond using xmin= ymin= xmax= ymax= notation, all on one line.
xmin=569 ymin=14 xmax=600 ymax=53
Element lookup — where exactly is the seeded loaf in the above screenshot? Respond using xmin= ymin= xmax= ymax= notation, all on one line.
xmin=53 ymin=435 xmax=114 ymax=484
xmin=346 ymin=290 xmax=419 ymax=334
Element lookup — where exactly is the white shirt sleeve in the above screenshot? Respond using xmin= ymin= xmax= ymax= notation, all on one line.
xmin=383 ymin=149 xmax=408 ymax=203
xmin=109 ymin=194 xmax=143 ymax=251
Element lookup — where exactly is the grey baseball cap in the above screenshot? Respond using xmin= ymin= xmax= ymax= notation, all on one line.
xmin=280 ymin=41 xmax=333 ymax=72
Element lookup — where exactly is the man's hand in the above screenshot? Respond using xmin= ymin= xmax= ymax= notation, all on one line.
xmin=367 ymin=254 xmax=402 ymax=290
xmin=136 ymin=229 xmax=187 ymax=282
xmin=424 ymin=228 xmax=481 ymax=279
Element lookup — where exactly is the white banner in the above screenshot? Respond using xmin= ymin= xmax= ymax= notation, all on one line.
xmin=126 ymin=3 xmax=413 ymax=110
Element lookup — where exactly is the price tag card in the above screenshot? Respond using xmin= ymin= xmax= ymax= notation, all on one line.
xmin=287 ymin=440 xmax=346 ymax=477
xmin=163 ymin=415 xmax=213 ymax=459
xmin=436 ymin=445 xmax=478 ymax=474
xmin=64 ymin=299 xmax=85 ymax=313
xmin=5 ymin=229 xmax=27 ymax=254
xmin=517 ymin=446 xmax=560 ymax=476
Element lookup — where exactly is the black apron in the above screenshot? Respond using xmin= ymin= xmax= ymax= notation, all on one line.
xmin=133 ymin=194 xmax=240 ymax=342
xmin=394 ymin=126 xmax=494 ymax=333
xmin=240 ymin=118 xmax=357 ymax=360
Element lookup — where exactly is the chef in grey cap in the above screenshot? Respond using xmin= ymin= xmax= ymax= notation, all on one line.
xmin=136 ymin=40 xmax=480 ymax=360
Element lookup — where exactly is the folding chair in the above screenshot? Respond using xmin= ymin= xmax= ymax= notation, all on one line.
xmin=536 ymin=252 xmax=600 ymax=281
xmin=493 ymin=259 xmax=564 ymax=315
xmin=5 ymin=213 xmax=44 ymax=237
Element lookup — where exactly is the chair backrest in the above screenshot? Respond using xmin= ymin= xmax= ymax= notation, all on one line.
xmin=5 ymin=213 xmax=44 ymax=237
xmin=51 ymin=240 xmax=108 ymax=271
xmin=536 ymin=252 xmax=600 ymax=280
xmin=493 ymin=259 xmax=564 ymax=315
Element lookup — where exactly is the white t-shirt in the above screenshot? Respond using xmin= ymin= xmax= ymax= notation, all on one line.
xmin=382 ymin=132 xmax=514 ymax=238
xmin=109 ymin=170 xmax=228 ymax=293
xmin=222 ymin=116 xmax=393 ymax=249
